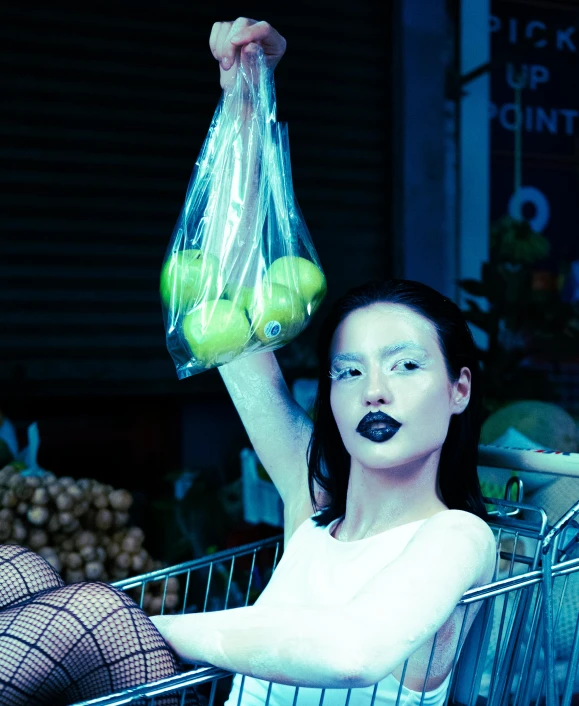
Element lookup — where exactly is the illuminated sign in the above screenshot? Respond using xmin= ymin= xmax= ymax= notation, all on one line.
xmin=489 ymin=1 xmax=579 ymax=269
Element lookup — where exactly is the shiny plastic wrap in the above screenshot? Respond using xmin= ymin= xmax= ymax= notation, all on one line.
xmin=161 ymin=48 xmax=326 ymax=379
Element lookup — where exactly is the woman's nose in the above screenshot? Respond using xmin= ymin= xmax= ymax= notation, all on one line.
xmin=363 ymin=369 xmax=392 ymax=406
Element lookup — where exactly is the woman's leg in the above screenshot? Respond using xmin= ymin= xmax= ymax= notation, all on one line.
xmin=0 ymin=544 xmax=64 ymax=609
xmin=0 ymin=546 xmax=184 ymax=706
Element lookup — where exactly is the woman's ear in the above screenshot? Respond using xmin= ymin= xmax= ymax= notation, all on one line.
xmin=451 ymin=367 xmax=471 ymax=415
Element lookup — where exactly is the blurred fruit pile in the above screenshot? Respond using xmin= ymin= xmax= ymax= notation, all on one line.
xmin=0 ymin=463 xmax=179 ymax=615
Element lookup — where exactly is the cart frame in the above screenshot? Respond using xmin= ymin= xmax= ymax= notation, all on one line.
xmin=70 ymin=446 xmax=579 ymax=706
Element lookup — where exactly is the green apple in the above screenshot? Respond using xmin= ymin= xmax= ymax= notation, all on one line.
xmin=160 ymin=249 xmax=220 ymax=310
xmin=248 ymin=282 xmax=307 ymax=344
xmin=265 ymin=256 xmax=327 ymax=314
xmin=224 ymin=284 xmax=255 ymax=312
xmin=182 ymin=299 xmax=251 ymax=367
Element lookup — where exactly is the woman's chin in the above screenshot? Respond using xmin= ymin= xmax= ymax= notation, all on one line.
xmin=349 ymin=442 xmax=443 ymax=474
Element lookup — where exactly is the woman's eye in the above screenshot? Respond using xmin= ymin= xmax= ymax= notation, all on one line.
xmin=393 ymin=360 xmax=420 ymax=372
xmin=330 ymin=367 xmax=362 ymax=380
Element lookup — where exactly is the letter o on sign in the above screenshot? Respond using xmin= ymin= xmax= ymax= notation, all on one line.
xmin=508 ymin=186 xmax=550 ymax=233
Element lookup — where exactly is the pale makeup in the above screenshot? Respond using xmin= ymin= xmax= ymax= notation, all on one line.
xmin=196 ymin=302 xmax=493 ymax=695
xmin=328 ymin=303 xmax=471 ymax=541
xmin=218 ymin=349 xmax=314 ymax=536
xmin=330 ymin=302 xmax=469 ymax=476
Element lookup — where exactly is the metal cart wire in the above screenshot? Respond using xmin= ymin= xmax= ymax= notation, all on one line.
xmin=70 ymin=446 xmax=579 ymax=706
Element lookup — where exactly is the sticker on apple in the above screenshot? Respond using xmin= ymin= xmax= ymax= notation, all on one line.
xmin=264 ymin=321 xmax=282 ymax=339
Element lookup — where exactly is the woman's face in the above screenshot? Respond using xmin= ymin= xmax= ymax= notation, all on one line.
xmin=329 ymin=303 xmax=470 ymax=473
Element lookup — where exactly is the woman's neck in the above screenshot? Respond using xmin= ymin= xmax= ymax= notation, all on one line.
xmin=334 ymin=453 xmax=447 ymax=541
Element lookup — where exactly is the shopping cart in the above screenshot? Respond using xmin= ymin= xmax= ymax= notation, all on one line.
xmin=70 ymin=445 xmax=579 ymax=706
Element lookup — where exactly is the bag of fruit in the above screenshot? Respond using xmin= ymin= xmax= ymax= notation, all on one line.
xmin=160 ymin=47 xmax=326 ymax=379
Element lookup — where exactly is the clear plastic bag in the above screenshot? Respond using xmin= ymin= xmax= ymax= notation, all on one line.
xmin=161 ymin=47 xmax=326 ymax=379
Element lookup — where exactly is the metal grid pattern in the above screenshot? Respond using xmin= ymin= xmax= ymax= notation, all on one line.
xmin=69 ymin=448 xmax=579 ymax=706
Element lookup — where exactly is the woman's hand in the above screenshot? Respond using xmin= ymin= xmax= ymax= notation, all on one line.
xmin=209 ymin=18 xmax=287 ymax=90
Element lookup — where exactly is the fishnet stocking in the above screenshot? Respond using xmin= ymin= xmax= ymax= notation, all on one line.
xmin=0 ymin=545 xmax=187 ymax=706
xmin=0 ymin=544 xmax=64 ymax=608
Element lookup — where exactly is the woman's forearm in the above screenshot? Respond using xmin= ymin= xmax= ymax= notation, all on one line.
xmin=150 ymin=605 xmax=370 ymax=689
xmin=218 ymin=352 xmax=312 ymax=504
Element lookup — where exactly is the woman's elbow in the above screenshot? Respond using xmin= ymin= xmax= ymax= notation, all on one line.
xmin=326 ymin=638 xmax=386 ymax=689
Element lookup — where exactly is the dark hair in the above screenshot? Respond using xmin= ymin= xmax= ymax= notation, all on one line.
xmin=307 ymin=279 xmax=488 ymax=525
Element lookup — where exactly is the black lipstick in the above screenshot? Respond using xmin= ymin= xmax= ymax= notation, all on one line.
xmin=356 ymin=411 xmax=402 ymax=443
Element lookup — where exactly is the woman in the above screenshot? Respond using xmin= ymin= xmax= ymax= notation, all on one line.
xmin=149 ymin=21 xmax=497 ymax=704
xmin=0 ymin=276 xmax=494 ymax=706
xmin=151 ymin=279 xmax=496 ymax=703
xmin=0 ymin=19 xmax=496 ymax=706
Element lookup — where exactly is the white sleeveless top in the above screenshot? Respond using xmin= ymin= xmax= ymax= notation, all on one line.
xmin=225 ymin=515 xmax=452 ymax=706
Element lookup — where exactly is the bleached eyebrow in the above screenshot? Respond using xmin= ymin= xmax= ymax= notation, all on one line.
xmin=331 ymin=342 xmax=430 ymax=365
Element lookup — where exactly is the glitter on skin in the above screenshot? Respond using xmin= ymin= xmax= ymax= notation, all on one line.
xmin=154 ymin=305 xmax=496 ymax=694
xmin=217 ymin=314 xmax=494 ymax=693
xmin=219 ymin=306 xmax=493 ymax=691
xmin=219 ymin=353 xmax=313 ymax=485
xmin=328 ymin=303 xmax=471 ymax=542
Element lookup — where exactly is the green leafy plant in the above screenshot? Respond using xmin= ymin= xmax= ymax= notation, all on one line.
xmin=459 ymin=216 xmax=578 ymax=415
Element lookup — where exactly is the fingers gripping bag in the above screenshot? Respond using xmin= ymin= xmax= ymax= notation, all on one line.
xmin=160 ymin=47 xmax=327 ymax=379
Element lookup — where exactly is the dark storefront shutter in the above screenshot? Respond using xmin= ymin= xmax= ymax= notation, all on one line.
xmin=1 ymin=3 xmax=391 ymax=398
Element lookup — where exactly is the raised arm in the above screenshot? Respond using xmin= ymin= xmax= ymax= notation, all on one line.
xmin=219 ymin=353 xmax=315 ymax=525
xmin=210 ymin=20 xmax=320 ymax=529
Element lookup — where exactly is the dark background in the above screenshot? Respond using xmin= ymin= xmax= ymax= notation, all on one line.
xmin=0 ymin=3 xmax=392 ymax=533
